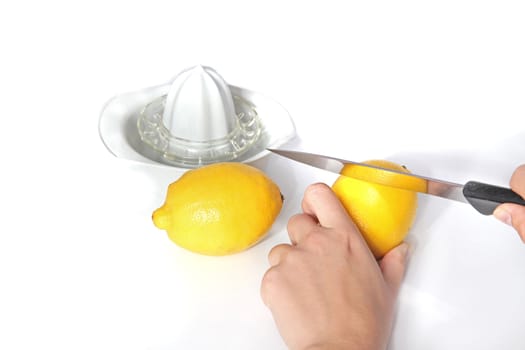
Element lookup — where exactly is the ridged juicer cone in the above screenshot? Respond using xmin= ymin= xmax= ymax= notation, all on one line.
xmin=137 ymin=65 xmax=261 ymax=167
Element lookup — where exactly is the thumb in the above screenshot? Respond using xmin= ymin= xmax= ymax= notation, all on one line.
xmin=380 ymin=242 xmax=410 ymax=296
xmin=494 ymin=203 xmax=525 ymax=243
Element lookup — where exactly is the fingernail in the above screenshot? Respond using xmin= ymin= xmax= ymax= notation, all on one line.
xmin=493 ymin=207 xmax=512 ymax=226
xmin=407 ymin=242 xmax=415 ymax=257
xmin=398 ymin=243 xmax=410 ymax=261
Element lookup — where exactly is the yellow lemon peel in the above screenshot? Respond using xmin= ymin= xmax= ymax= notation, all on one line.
xmin=153 ymin=162 xmax=283 ymax=256
xmin=332 ymin=160 xmax=426 ymax=258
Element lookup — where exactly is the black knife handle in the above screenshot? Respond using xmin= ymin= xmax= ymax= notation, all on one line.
xmin=463 ymin=181 xmax=525 ymax=215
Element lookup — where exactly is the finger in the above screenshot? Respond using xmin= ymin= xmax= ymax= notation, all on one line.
xmin=287 ymin=213 xmax=318 ymax=245
xmin=510 ymin=164 xmax=525 ymax=197
xmin=494 ymin=203 xmax=525 ymax=243
xmin=268 ymin=243 xmax=293 ymax=266
xmin=260 ymin=266 xmax=277 ymax=307
xmin=301 ymin=183 xmax=355 ymax=230
xmin=380 ymin=242 xmax=410 ymax=297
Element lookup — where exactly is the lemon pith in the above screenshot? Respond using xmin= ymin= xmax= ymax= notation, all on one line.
xmin=332 ymin=160 xmax=426 ymax=258
xmin=152 ymin=162 xmax=283 ymax=255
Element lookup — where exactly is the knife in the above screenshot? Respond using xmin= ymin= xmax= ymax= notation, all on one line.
xmin=267 ymin=148 xmax=525 ymax=215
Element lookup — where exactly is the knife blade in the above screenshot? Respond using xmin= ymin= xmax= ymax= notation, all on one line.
xmin=267 ymin=148 xmax=525 ymax=215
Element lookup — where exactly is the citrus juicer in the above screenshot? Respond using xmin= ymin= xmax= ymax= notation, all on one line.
xmin=99 ymin=65 xmax=296 ymax=169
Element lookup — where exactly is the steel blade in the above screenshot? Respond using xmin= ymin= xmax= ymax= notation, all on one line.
xmin=268 ymin=148 xmax=468 ymax=204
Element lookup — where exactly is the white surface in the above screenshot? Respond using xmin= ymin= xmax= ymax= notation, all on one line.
xmin=1 ymin=1 xmax=525 ymax=349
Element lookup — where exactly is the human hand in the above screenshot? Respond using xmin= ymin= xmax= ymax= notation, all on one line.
xmin=260 ymin=183 xmax=409 ymax=350
xmin=493 ymin=164 xmax=525 ymax=243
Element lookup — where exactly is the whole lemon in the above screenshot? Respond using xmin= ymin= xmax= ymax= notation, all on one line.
xmin=332 ymin=160 xmax=427 ymax=258
xmin=152 ymin=162 xmax=283 ymax=255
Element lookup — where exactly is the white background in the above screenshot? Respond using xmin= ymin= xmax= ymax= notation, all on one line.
xmin=1 ymin=1 xmax=525 ymax=349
